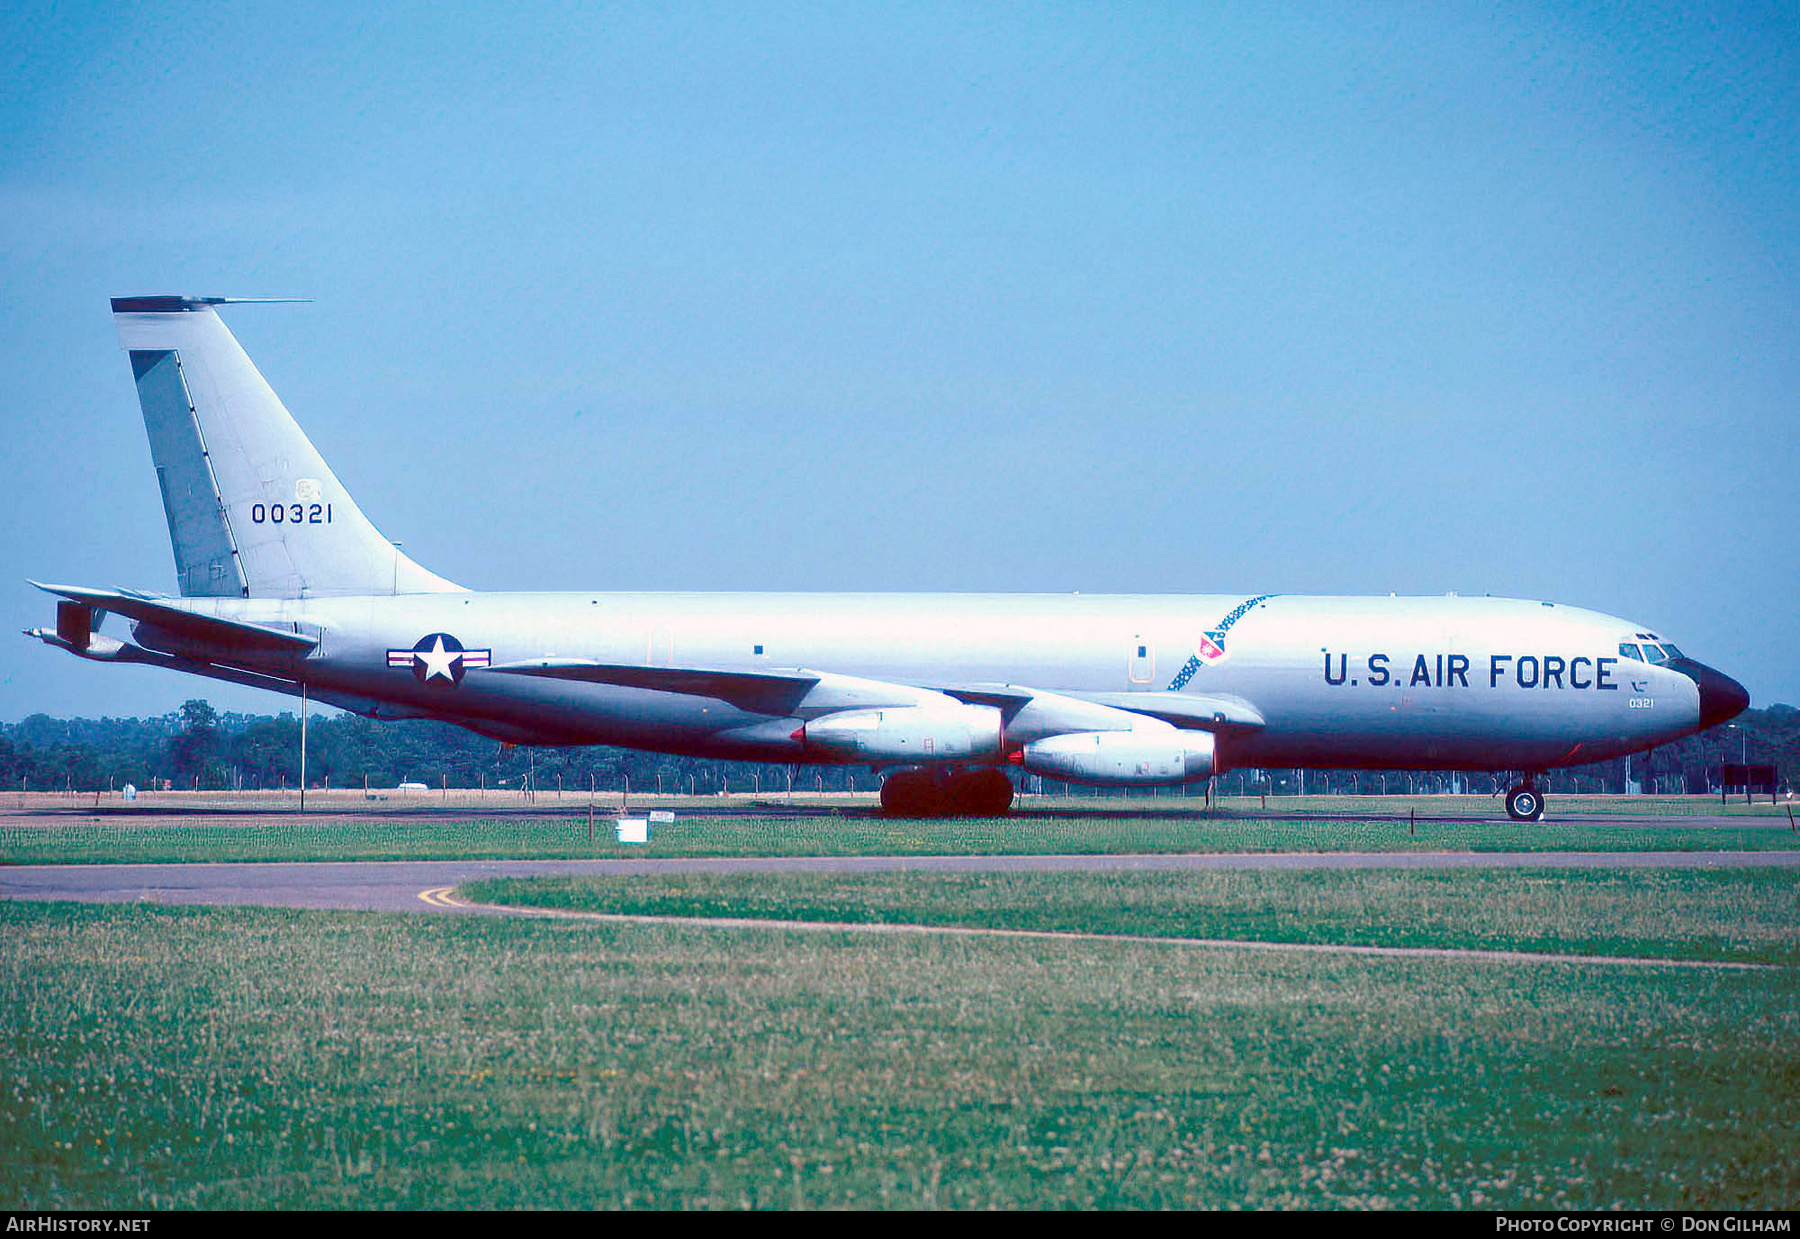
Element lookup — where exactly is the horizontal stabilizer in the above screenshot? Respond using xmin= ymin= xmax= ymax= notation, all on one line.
xmin=29 ymin=582 xmax=317 ymax=654
xmin=487 ymin=658 xmax=821 ymax=717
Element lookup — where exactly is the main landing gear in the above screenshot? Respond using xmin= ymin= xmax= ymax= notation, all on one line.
xmin=1504 ymin=776 xmax=1546 ymax=822
xmin=879 ymin=768 xmax=1015 ymax=818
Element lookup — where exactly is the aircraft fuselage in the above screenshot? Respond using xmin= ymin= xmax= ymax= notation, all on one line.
xmin=130 ymin=589 xmax=1717 ymax=773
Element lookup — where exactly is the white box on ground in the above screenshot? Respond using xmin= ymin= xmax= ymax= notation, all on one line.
xmin=648 ymin=810 xmax=675 ymax=824
xmin=615 ymin=818 xmax=649 ymax=844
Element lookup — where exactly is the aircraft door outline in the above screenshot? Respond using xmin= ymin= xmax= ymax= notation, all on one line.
xmin=1128 ymin=634 xmax=1154 ymax=686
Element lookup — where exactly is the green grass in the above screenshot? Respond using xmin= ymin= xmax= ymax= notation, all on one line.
xmin=2 ymin=806 xmax=1796 ymax=865
xmin=3 ymin=900 xmax=1797 ymax=1209
xmin=466 ymin=868 xmax=1800 ymax=966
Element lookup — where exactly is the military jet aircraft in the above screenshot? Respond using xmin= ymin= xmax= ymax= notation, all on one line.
xmin=25 ymin=297 xmax=1749 ymax=820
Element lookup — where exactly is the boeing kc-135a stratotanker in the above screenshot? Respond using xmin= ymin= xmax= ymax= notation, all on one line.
xmin=25 ymin=297 xmax=1750 ymax=820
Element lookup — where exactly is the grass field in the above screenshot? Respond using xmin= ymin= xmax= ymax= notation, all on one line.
xmin=2 ymin=804 xmax=1796 ymax=866
xmin=2 ymin=903 xmax=1796 ymax=1210
xmin=6 ymin=793 xmax=1796 ymax=1209
xmin=464 ymin=868 xmax=1800 ymax=966
xmin=5 ymin=866 xmax=1799 ymax=1209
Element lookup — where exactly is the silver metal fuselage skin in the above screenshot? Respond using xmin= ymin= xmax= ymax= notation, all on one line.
xmin=151 ymin=590 xmax=1708 ymax=772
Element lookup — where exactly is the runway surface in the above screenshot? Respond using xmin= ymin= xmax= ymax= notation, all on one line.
xmin=3 ymin=850 xmax=1797 ymax=915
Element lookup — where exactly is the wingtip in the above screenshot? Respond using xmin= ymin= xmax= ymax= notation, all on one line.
xmin=25 ymin=581 xmax=126 ymax=603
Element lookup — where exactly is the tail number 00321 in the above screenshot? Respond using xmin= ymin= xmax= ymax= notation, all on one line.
xmin=250 ymin=503 xmax=333 ymax=525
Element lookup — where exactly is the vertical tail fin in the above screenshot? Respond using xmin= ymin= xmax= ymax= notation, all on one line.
xmin=112 ymin=296 xmax=462 ymax=599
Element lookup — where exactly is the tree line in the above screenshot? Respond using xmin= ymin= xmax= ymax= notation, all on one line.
xmin=0 ymin=700 xmax=864 ymax=795
xmin=2 ymin=698 xmax=1794 ymax=796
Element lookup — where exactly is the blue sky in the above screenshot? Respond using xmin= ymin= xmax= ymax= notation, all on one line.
xmin=2 ymin=1 xmax=1795 ymax=720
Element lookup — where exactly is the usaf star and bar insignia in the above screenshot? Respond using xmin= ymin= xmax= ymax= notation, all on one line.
xmin=387 ymin=633 xmax=492 ymax=687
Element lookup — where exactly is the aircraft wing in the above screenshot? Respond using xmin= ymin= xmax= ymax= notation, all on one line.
xmin=932 ymin=684 xmax=1039 ymax=714
xmin=1072 ymin=690 xmax=1267 ymax=732
xmin=488 ymin=661 xmax=1268 ymax=738
xmin=932 ymin=683 xmax=1264 ymax=733
xmin=485 ymin=658 xmax=823 ymax=716
xmin=29 ymin=582 xmax=318 ymax=654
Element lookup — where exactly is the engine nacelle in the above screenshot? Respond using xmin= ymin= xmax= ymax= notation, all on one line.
xmin=800 ymin=704 xmax=1003 ymax=762
xmin=1019 ymin=727 xmax=1215 ymax=786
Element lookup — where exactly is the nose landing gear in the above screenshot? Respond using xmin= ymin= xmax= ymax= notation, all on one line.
xmin=1504 ymin=777 xmax=1546 ymax=822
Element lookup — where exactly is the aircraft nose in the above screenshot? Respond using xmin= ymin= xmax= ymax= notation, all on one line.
xmin=1668 ymin=658 xmax=1750 ymax=729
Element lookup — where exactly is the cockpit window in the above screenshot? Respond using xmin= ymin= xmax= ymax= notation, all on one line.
xmin=1642 ymin=644 xmax=1669 ymax=665
xmin=1619 ymin=642 xmax=1643 ymax=662
xmin=1661 ymin=643 xmax=1684 ymax=660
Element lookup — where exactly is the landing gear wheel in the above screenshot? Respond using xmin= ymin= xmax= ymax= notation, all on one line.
xmin=948 ymin=769 xmax=1014 ymax=817
xmin=880 ymin=770 xmax=944 ymax=817
xmin=1505 ymin=784 xmax=1545 ymax=822
xmin=879 ymin=769 xmax=1015 ymax=818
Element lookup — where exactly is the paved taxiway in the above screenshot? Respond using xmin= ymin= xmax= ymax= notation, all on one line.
xmin=3 ymin=850 xmax=1797 ymax=915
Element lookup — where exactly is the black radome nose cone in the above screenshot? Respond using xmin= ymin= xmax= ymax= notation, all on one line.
xmin=1670 ymin=659 xmax=1751 ymax=730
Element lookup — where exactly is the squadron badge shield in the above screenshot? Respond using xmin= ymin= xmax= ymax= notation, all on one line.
xmin=387 ymin=633 xmax=491 ymax=687
xmin=1166 ymin=594 xmax=1277 ymax=691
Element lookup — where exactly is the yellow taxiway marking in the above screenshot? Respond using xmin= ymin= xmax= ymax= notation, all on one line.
xmin=417 ymin=885 xmax=469 ymax=908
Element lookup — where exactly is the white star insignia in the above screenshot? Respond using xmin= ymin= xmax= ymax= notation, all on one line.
xmin=413 ymin=635 xmax=463 ymax=683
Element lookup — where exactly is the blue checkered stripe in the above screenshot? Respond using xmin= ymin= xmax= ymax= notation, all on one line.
xmin=1166 ymin=594 xmax=1277 ymax=690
